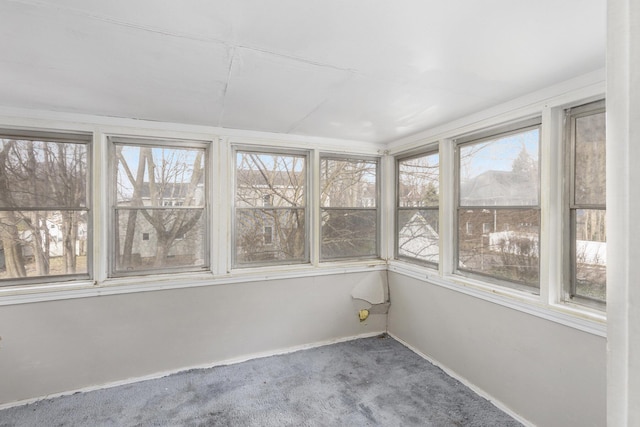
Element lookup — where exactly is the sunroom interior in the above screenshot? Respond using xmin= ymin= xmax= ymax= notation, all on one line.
xmin=0 ymin=1 xmax=638 ymax=426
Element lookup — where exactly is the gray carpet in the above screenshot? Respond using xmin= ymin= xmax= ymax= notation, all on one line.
xmin=0 ymin=335 xmax=522 ymax=426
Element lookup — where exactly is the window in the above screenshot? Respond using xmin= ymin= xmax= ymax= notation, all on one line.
xmin=396 ymin=151 xmax=439 ymax=265
xmin=456 ymin=120 xmax=541 ymax=290
xmin=263 ymin=226 xmax=273 ymax=245
xmin=320 ymin=156 xmax=378 ymax=260
xmin=0 ymin=131 xmax=90 ymax=285
xmin=111 ymin=138 xmax=208 ymax=275
xmin=566 ymin=100 xmax=606 ymax=305
xmin=234 ymin=149 xmax=307 ymax=266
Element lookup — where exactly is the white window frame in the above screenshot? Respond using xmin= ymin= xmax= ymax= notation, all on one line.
xmin=564 ymin=99 xmax=606 ymax=309
xmin=0 ymin=129 xmax=92 ymax=287
xmin=389 ymin=91 xmax=607 ymax=332
xmin=108 ymin=136 xmax=210 ymax=277
xmin=232 ymin=146 xmax=310 ymax=268
xmin=395 ymin=148 xmax=440 ymax=267
xmin=454 ymin=118 xmax=542 ymax=293
xmin=0 ymin=81 xmax=606 ymax=334
xmin=319 ymin=154 xmax=380 ymax=261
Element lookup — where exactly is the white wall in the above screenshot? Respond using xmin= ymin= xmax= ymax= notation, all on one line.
xmin=0 ymin=271 xmax=386 ymax=406
xmin=607 ymin=0 xmax=640 ymax=424
xmin=387 ymin=271 xmax=606 ymax=426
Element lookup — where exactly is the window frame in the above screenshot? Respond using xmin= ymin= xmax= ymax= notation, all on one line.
xmin=0 ymin=131 xmax=91 ymax=287
xmin=319 ymin=153 xmax=380 ymax=261
xmin=0 ymin=129 xmax=92 ymax=287
xmin=453 ymin=118 xmax=542 ymax=292
xmin=564 ymin=99 xmax=606 ymax=309
xmin=395 ymin=148 xmax=440 ymax=267
xmin=263 ymin=226 xmax=273 ymax=245
xmin=232 ymin=146 xmax=310 ymax=268
xmin=108 ymin=136 xmax=211 ymax=277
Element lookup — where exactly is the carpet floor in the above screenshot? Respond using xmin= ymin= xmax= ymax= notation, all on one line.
xmin=0 ymin=335 xmax=522 ymax=426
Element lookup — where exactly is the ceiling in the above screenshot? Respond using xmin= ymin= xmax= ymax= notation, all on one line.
xmin=0 ymin=0 xmax=606 ymax=143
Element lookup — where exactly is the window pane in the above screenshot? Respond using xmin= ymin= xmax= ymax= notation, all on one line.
xmin=574 ymin=209 xmax=606 ymax=302
xmin=397 ymin=209 xmax=439 ymax=264
xmin=459 ymin=128 xmax=539 ymax=206
xmin=0 ymin=139 xmax=87 ymax=208
xmin=321 ymin=209 xmax=376 ymax=259
xmin=116 ymin=145 xmax=205 ymax=207
xmin=574 ymin=112 xmax=606 ymax=205
xmin=458 ymin=209 xmax=539 ymax=288
xmin=398 ymin=153 xmax=439 ymax=207
xmin=235 ymin=208 xmax=305 ymax=264
xmin=0 ymin=210 xmax=88 ymax=280
xmin=112 ymin=141 xmax=208 ymax=276
xmin=114 ymin=208 xmax=205 ymax=272
xmin=567 ymin=102 xmax=606 ymax=306
xmin=236 ymin=152 xmax=305 ymax=208
xmin=320 ymin=158 xmax=377 ymax=208
xmin=319 ymin=156 xmax=378 ymax=260
xmin=234 ymin=150 xmax=307 ymax=267
xmin=0 ymin=134 xmax=89 ymax=284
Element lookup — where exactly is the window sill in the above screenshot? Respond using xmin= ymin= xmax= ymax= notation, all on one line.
xmin=0 ymin=280 xmax=98 ymax=305
xmin=1 ymin=258 xmax=605 ymax=339
xmin=0 ymin=260 xmax=388 ymax=306
xmin=388 ymin=260 xmax=606 ymax=337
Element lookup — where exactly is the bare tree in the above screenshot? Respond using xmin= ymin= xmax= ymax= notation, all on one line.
xmin=0 ymin=140 xmax=27 ymax=277
xmin=320 ymin=158 xmax=377 ymax=258
xmin=397 ymin=153 xmax=439 ymax=262
xmin=142 ymin=148 xmax=204 ymax=266
xmin=571 ymin=109 xmax=606 ymax=299
xmin=0 ymin=138 xmax=88 ymax=279
xmin=116 ymin=146 xmax=148 ymax=269
xmin=115 ymin=145 xmax=205 ymax=270
xmin=56 ymin=143 xmax=86 ymax=273
xmin=235 ymin=152 xmax=306 ymax=263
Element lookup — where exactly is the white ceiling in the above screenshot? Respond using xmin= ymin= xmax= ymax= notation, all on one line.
xmin=0 ymin=0 xmax=606 ymax=143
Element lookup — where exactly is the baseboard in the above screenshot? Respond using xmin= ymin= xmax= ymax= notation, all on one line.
xmin=0 ymin=330 xmax=385 ymax=411
xmin=387 ymin=332 xmax=534 ymax=427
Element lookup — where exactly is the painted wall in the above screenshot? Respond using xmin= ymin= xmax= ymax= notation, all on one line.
xmin=387 ymin=271 xmax=606 ymax=427
xmin=606 ymin=0 xmax=640 ymax=424
xmin=0 ymin=271 xmax=386 ymax=406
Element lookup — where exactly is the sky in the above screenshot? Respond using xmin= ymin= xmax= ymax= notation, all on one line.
xmin=460 ymin=128 xmax=539 ymax=180
xmin=117 ymin=145 xmax=203 ymax=200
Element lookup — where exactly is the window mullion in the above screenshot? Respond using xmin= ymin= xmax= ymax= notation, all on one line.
xmin=440 ymin=138 xmax=455 ymax=275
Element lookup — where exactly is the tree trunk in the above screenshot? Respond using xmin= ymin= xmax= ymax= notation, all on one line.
xmin=0 ymin=210 xmax=26 ymax=277
xmin=27 ymin=143 xmax=49 ymax=275
xmin=119 ymin=147 xmax=148 ymax=269
xmin=0 ymin=142 xmax=27 ymax=277
xmin=63 ymin=211 xmax=77 ymax=273
xmin=154 ymin=233 xmax=171 ymax=267
xmin=31 ymin=211 xmax=49 ymax=275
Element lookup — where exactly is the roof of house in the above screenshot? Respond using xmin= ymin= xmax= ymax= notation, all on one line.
xmin=460 ymin=170 xmax=538 ymax=206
